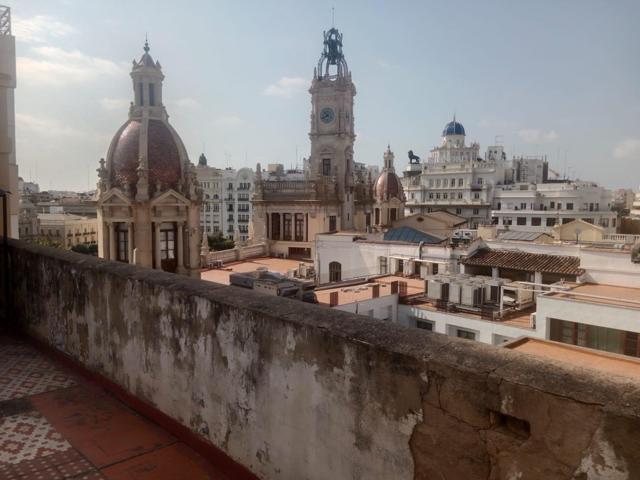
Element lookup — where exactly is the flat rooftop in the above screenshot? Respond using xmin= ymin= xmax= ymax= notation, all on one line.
xmin=201 ymin=257 xmax=313 ymax=285
xmin=546 ymin=283 xmax=640 ymax=310
xmin=316 ymin=275 xmax=425 ymax=306
xmin=505 ymin=337 xmax=640 ymax=381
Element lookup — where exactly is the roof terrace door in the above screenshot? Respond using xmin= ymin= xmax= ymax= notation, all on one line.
xmin=159 ymin=225 xmax=177 ymax=273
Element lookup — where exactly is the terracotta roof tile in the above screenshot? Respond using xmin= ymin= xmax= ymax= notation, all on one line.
xmin=460 ymin=249 xmax=583 ymax=276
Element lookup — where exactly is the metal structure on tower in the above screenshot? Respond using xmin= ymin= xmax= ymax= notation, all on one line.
xmin=317 ymin=28 xmax=349 ymax=79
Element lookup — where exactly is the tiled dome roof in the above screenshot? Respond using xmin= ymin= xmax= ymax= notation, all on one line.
xmin=442 ymin=120 xmax=465 ymax=136
xmin=109 ymin=119 xmax=182 ymax=189
xmin=374 ymin=170 xmax=404 ymax=201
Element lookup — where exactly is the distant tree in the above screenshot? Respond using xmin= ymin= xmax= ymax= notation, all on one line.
xmin=71 ymin=243 xmax=98 ymax=256
xmin=207 ymin=233 xmax=235 ymax=251
xmin=28 ymin=236 xmax=63 ymax=249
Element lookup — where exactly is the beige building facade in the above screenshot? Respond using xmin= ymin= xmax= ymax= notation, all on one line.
xmin=0 ymin=6 xmax=18 ymax=238
xmin=96 ymin=42 xmax=201 ymax=277
xmin=36 ymin=213 xmax=98 ymax=248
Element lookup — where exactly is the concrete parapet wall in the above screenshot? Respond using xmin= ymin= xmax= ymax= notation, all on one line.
xmin=204 ymin=243 xmax=267 ymax=265
xmin=6 ymin=240 xmax=640 ymax=479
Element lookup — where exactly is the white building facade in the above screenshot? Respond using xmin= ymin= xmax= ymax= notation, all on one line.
xmin=196 ymin=157 xmax=254 ymax=242
xmin=491 ymin=181 xmax=617 ymax=233
xmin=403 ymin=119 xmax=511 ymax=228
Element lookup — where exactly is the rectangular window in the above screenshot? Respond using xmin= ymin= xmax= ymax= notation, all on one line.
xmin=416 ymin=320 xmax=434 ymax=331
xmin=379 ymin=257 xmax=388 ymax=275
xmin=503 ymin=217 xmax=513 ymax=225
xmin=473 ymin=208 xmax=479 ymax=215
xmin=138 ymin=82 xmax=144 ymax=105
xmin=458 ymin=178 xmax=463 ymax=186
xmin=294 ymin=213 xmax=304 ymax=241
xmin=117 ymin=229 xmax=128 ymax=262
xmin=456 ymin=208 xmax=462 ymax=215
xmin=531 ymin=217 xmax=541 ymax=226
xmin=458 ymin=192 xmax=463 ymax=199
xmin=517 ymin=217 xmax=527 ymax=225
xmin=283 ymin=213 xmax=292 ymax=240
xmin=149 ymin=83 xmax=155 ymax=106
xmin=520 ymin=203 xmax=527 ymax=210
xmin=456 ymin=328 xmax=476 ymax=341
xmin=566 ymin=203 xmax=574 ymax=210
xmin=546 ymin=217 xmax=556 ymax=227
xmin=159 ymin=230 xmax=175 ymax=260
xmin=322 ymin=159 xmax=331 ymax=176
xmin=329 ymin=216 xmax=337 ymax=232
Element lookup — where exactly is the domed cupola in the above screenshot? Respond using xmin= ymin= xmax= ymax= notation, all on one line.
xmin=102 ymin=40 xmax=191 ymax=200
xmin=374 ymin=146 xmax=405 ymax=202
xmin=442 ymin=116 xmax=465 ymax=137
xmin=96 ymin=40 xmax=202 ymax=278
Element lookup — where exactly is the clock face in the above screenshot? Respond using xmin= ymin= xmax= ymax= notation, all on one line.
xmin=320 ymin=107 xmax=335 ymax=124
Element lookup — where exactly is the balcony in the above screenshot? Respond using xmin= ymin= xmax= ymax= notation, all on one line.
xmin=1 ymin=240 xmax=638 ymax=479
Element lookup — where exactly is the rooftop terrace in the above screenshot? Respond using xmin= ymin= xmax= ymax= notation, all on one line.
xmin=3 ymin=240 xmax=640 ymax=479
xmin=0 ymin=337 xmax=228 ymax=479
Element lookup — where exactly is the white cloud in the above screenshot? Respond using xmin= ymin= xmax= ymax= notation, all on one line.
xmin=214 ymin=115 xmax=243 ymax=127
xmin=517 ymin=128 xmax=559 ymax=143
xmin=13 ymin=15 xmax=75 ymax=43
xmin=613 ymin=139 xmax=640 ymax=160
xmin=99 ymin=97 xmax=129 ymax=111
xmin=263 ymin=76 xmax=307 ymax=99
xmin=17 ymin=46 xmax=126 ymax=86
xmin=16 ymin=113 xmax=108 ymax=141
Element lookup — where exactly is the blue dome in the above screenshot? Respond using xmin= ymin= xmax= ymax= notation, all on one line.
xmin=442 ymin=120 xmax=465 ymax=136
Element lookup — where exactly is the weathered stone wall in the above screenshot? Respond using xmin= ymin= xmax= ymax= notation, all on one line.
xmin=6 ymin=240 xmax=640 ymax=480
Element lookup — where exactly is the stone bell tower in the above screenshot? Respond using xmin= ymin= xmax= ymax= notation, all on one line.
xmin=308 ymin=27 xmax=356 ymax=230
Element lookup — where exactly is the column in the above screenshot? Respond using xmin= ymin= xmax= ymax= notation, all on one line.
xmin=266 ymin=213 xmax=270 ymax=240
xmin=127 ymin=222 xmax=134 ymax=264
xmin=108 ymin=222 xmax=116 ymax=260
xmin=280 ymin=213 xmax=284 ymax=241
xmin=492 ymin=267 xmax=499 ymax=279
xmin=154 ymin=222 xmax=161 ymax=270
xmin=177 ymin=222 xmax=184 ymax=269
xmin=534 ymin=271 xmax=542 ymax=285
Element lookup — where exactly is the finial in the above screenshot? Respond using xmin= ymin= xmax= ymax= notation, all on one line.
xmin=144 ymin=33 xmax=150 ymax=53
xmin=332 ymin=6 xmax=335 ymax=28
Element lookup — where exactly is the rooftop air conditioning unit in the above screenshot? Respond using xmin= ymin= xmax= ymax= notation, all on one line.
xmin=448 ymin=282 xmax=462 ymax=304
xmin=461 ymin=283 xmax=483 ymax=307
xmin=427 ymin=280 xmax=449 ymax=301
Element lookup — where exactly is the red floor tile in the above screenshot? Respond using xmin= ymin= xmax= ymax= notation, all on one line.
xmin=30 ymin=386 xmax=175 ymax=468
xmin=100 ymin=443 xmax=227 ymax=480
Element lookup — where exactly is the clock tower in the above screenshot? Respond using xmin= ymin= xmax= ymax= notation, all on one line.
xmin=308 ymin=27 xmax=356 ymax=230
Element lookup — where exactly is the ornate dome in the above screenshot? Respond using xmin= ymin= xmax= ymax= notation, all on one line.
xmin=108 ymin=119 xmax=182 ymax=190
xmin=374 ymin=170 xmax=404 ymax=201
xmin=442 ymin=119 xmax=465 ymax=136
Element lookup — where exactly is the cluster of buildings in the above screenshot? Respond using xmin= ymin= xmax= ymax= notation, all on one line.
xmin=3 ymin=5 xmax=640 ymax=369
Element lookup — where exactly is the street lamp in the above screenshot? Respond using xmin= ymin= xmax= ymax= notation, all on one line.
xmin=0 ymin=188 xmax=11 ymax=325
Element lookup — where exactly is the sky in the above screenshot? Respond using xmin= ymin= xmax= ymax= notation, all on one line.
xmin=11 ymin=0 xmax=640 ymax=191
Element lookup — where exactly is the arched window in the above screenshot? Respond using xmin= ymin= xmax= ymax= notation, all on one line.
xmin=329 ymin=261 xmax=342 ymax=282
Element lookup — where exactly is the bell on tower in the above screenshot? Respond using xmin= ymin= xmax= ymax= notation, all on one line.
xmin=316 ymin=28 xmax=349 ymax=80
